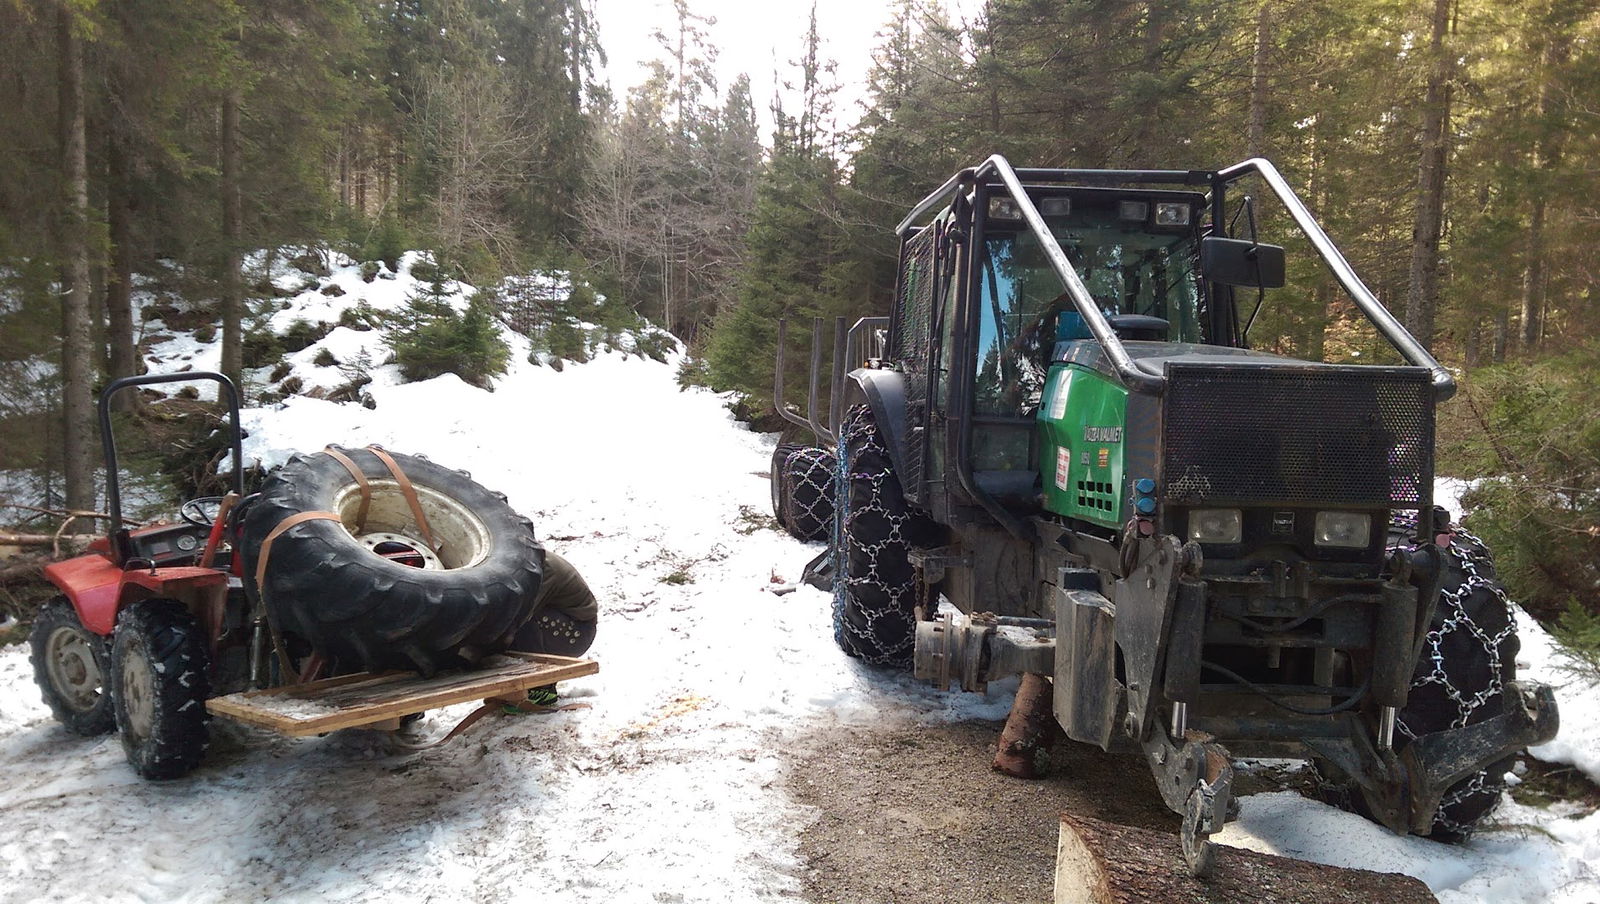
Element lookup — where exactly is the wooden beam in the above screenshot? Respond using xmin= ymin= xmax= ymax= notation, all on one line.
xmin=1055 ymin=813 xmax=1436 ymax=904
xmin=207 ymin=653 xmax=598 ymax=737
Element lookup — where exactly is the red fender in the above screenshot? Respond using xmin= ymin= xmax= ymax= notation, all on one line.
xmin=44 ymin=554 xmax=229 ymax=636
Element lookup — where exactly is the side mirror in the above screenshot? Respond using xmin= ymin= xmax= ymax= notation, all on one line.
xmin=1201 ymin=236 xmax=1286 ymax=289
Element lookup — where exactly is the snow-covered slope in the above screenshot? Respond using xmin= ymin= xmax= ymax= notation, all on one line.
xmin=1 ymin=253 xmax=1596 ymax=902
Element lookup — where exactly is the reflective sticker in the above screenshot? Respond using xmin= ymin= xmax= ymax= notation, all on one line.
xmin=1097 ymin=447 xmax=1110 ymax=469
xmin=1056 ymin=447 xmax=1071 ymax=490
xmin=1080 ymin=451 xmax=1090 ymax=466
xmin=1048 ymin=379 xmax=1070 ymax=420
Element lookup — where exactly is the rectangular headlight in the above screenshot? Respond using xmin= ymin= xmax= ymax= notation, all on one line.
xmin=988 ymin=196 xmax=1022 ymax=220
xmin=1188 ymin=509 xmax=1242 ymax=544
xmin=1040 ymin=197 xmax=1072 ymax=217
xmin=1154 ymin=202 xmax=1191 ymax=227
xmin=1314 ymin=511 xmax=1371 ymax=548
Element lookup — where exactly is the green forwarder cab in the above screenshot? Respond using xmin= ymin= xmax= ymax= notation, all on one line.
xmin=776 ymin=156 xmax=1559 ymax=875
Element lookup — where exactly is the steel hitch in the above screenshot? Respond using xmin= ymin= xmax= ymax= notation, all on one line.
xmin=1141 ymin=726 xmax=1235 ymax=878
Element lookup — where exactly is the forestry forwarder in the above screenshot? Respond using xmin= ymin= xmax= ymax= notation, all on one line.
xmin=773 ymin=155 xmax=1558 ymax=875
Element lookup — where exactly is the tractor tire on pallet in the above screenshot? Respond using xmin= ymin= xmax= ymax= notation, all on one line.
xmin=832 ymin=405 xmax=941 ymax=667
xmin=29 ymin=597 xmax=116 ymax=736
xmin=111 ymin=599 xmax=211 ymax=780
xmin=782 ymin=446 xmax=836 ymax=542
xmin=241 ymin=447 xmax=545 ymax=676
xmin=770 ymin=442 xmax=804 ymax=531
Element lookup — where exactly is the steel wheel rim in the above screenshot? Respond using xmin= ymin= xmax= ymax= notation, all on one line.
xmin=45 ymin=626 xmax=103 ymax=712
xmin=334 ymin=480 xmax=491 ymax=570
xmin=120 ymin=645 xmax=156 ymax=744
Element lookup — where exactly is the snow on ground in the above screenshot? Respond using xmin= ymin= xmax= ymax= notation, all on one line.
xmin=1 ymin=253 xmax=1595 ymax=902
xmin=0 ymin=256 xmax=1007 ymax=902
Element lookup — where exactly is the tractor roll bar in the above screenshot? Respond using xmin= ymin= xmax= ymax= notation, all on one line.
xmin=98 ymin=371 xmax=245 ymax=544
xmin=898 ymin=155 xmax=1457 ymax=400
xmin=1216 ymin=158 xmax=1456 ymax=400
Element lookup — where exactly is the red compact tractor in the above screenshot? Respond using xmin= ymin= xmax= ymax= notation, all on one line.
xmin=29 ymin=372 xmax=595 ymax=779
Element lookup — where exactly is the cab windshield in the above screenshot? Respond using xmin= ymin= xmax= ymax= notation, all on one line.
xmin=973 ymin=204 xmax=1203 ymax=416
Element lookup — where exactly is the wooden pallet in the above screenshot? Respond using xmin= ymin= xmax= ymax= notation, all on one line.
xmin=206 ymin=652 xmax=598 ymax=737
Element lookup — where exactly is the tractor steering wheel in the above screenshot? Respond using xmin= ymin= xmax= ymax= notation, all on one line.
xmin=180 ymin=496 xmax=225 ymax=528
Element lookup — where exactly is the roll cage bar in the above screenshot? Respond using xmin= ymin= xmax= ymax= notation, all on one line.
xmin=896 ymin=155 xmax=1456 ymax=401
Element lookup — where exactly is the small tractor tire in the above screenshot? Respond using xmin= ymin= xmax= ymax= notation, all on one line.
xmin=29 ymin=598 xmax=115 ymax=736
xmin=831 ymin=405 xmax=940 ymax=666
xmin=770 ymin=442 xmax=804 ymax=531
xmin=111 ymin=600 xmax=211 ymax=780
xmin=782 ymin=446 xmax=836 ymax=542
xmin=241 ymin=447 xmax=545 ymax=676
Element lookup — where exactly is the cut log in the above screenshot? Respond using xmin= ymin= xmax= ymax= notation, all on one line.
xmin=994 ymin=671 xmax=1057 ymax=778
xmin=1055 ymin=812 xmax=1436 ymax=904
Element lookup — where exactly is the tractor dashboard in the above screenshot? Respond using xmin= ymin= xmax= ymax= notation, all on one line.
xmin=123 ymin=521 xmax=210 ymax=568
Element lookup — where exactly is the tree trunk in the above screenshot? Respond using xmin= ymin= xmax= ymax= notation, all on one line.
xmin=57 ymin=3 xmax=96 ymax=512
xmin=1054 ymin=813 xmax=1438 ymax=904
xmin=220 ymin=87 xmax=243 ymax=386
xmin=107 ymin=128 xmax=140 ymax=407
xmin=1403 ymin=0 xmax=1454 ymax=351
xmin=1519 ymin=26 xmax=1567 ymax=352
xmin=1246 ymin=2 xmax=1271 ymax=158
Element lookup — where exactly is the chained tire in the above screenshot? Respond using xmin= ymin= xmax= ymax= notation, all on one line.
xmin=832 ymin=404 xmax=941 ymax=667
xmin=241 ymin=447 xmax=545 ymax=676
xmin=111 ymin=599 xmax=211 ymax=779
xmin=770 ymin=442 xmax=804 ymax=531
xmin=29 ymin=598 xmax=115 ymax=736
xmin=782 ymin=446 xmax=836 ymax=542
xmin=1333 ymin=515 xmax=1521 ymax=839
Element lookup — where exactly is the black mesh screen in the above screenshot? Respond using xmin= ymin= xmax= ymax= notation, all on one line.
xmin=892 ymin=228 xmax=938 ymax=503
xmin=1161 ymin=363 xmax=1433 ymax=507
xmin=894 ymin=229 xmax=937 ymax=365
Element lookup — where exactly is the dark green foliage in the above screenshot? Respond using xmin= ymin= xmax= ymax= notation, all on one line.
xmin=313 ymin=347 xmax=338 ymax=367
xmin=1442 ymin=340 xmax=1600 ymax=623
xmin=387 ymin=281 xmax=510 ymax=389
xmin=1550 ymin=601 xmax=1600 ymax=681
xmin=241 ymin=326 xmax=285 ymax=370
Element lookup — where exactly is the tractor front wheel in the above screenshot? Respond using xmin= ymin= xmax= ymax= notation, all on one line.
xmin=831 ymin=405 xmax=940 ymax=667
xmin=111 ymin=599 xmax=211 ymax=780
xmin=29 ymin=598 xmax=115 ymax=736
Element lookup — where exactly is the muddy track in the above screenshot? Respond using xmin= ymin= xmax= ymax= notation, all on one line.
xmin=782 ymin=718 xmax=1186 ymax=904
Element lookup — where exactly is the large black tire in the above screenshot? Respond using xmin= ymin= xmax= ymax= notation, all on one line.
xmin=831 ymin=405 xmax=941 ymax=666
xmin=770 ymin=442 xmax=804 ymax=531
xmin=1387 ymin=519 xmax=1520 ymax=839
xmin=111 ymin=599 xmax=211 ymax=780
xmin=29 ymin=597 xmax=115 ymax=736
xmin=782 ymin=446 xmax=836 ymax=542
xmin=241 ymin=447 xmax=545 ymax=675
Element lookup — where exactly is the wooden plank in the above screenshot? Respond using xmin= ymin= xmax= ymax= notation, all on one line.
xmin=1055 ymin=812 xmax=1437 ymax=904
xmin=207 ymin=653 xmax=597 ymax=737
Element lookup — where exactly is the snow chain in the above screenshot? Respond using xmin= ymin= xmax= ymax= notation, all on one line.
xmin=783 ymin=446 xmax=835 ymax=540
xmin=1388 ymin=513 xmax=1519 ymax=838
xmin=832 ymin=410 xmax=923 ymax=666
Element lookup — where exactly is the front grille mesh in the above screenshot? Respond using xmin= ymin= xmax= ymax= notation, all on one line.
xmin=1162 ymin=363 xmax=1433 ymax=507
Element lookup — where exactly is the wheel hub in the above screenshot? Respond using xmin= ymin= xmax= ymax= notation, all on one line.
xmin=357 ymin=532 xmax=443 ymax=569
xmin=46 ymin=627 xmax=103 ymax=712
xmin=120 ymin=649 xmax=156 ymax=743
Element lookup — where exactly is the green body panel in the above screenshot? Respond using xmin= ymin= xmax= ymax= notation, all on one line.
xmin=1037 ymin=364 xmax=1129 ymax=527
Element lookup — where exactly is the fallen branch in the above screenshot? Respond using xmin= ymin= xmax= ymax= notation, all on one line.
xmin=0 ymin=532 xmax=99 ymax=554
